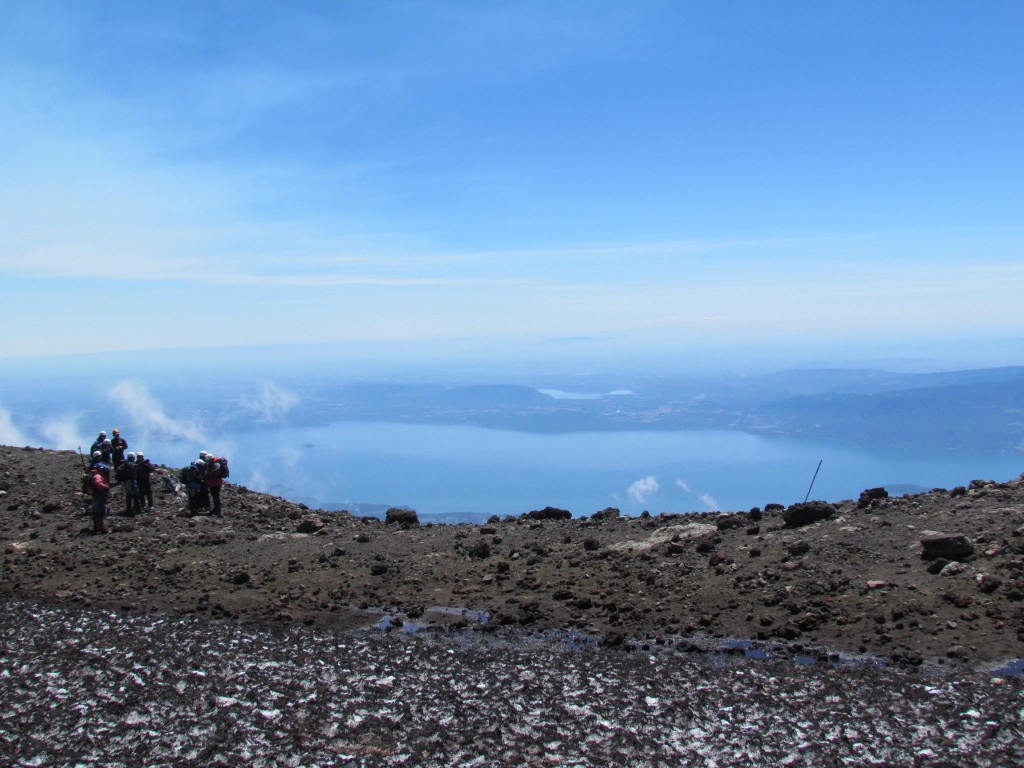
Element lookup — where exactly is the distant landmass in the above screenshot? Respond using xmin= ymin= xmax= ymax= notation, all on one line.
xmin=213 ymin=365 xmax=1024 ymax=454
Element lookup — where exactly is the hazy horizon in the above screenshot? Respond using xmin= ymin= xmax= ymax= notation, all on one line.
xmin=2 ymin=2 xmax=1023 ymax=365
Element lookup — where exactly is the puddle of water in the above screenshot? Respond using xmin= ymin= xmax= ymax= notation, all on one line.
xmin=424 ymin=607 xmax=490 ymax=625
xmin=988 ymin=658 xmax=1024 ymax=677
xmin=719 ymin=639 xmax=768 ymax=660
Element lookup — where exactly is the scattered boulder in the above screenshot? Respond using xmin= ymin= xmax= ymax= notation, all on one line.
xmin=716 ymin=514 xmax=746 ymax=531
xmin=976 ymin=574 xmax=1002 ymax=594
xmin=296 ymin=517 xmax=324 ymax=534
xmin=940 ymin=561 xmax=968 ymax=576
xmin=920 ymin=534 xmax=975 ymax=562
xmin=782 ymin=502 xmax=836 ymax=528
xmin=591 ymin=507 xmax=620 ymax=521
xmin=41 ymin=500 xmax=62 ymax=514
xmin=787 ymin=541 xmax=811 ymax=557
xmin=695 ymin=538 xmax=718 ymax=554
xmin=858 ymin=487 xmax=889 ymax=508
xmin=583 ymin=538 xmax=601 ymax=551
xmin=385 ymin=508 xmax=419 ymax=527
xmin=527 ymin=506 xmax=572 ymax=521
xmin=467 ymin=541 xmax=491 ymax=559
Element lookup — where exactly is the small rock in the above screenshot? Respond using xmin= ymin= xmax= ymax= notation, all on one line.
xmin=976 ymin=574 xmax=1002 ymax=594
xmin=787 ymin=541 xmax=811 ymax=557
xmin=940 ymin=561 xmax=967 ymax=576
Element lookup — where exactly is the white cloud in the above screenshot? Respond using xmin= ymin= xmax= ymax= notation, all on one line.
xmin=40 ymin=415 xmax=84 ymax=452
xmin=675 ymin=479 xmax=691 ymax=494
xmin=700 ymin=493 xmax=720 ymax=512
xmin=108 ymin=380 xmax=208 ymax=444
xmin=240 ymin=381 xmax=300 ymax=423
xmin=0 ymin=407 xmax=31 ymax=446
xmin=628 ymin=475 xmax=660 ymax=505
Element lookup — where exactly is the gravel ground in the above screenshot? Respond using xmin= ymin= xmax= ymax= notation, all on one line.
xmin=2 ymin=600 xmax=1022 ymax=768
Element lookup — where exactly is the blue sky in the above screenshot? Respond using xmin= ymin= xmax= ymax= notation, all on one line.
xmin=2 ymin=1 xmax=1023 ymax=369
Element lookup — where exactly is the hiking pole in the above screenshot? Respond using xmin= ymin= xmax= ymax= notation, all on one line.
xmin=77 ymin=446 xmax=87 ymax=471
xmin=803 ymin=459 xmax=823 ymax=503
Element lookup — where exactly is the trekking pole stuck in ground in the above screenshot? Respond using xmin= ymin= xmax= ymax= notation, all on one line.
xmin=77 ymin=446 xmax=87 ymax=471
xmin=804 ymin=459 xmax=823 ymax=503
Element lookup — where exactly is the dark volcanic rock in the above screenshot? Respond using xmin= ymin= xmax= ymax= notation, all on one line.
xmin=527 ymin=506 xmax=571 ymax=521
xmin=782 ymin=502 xmax=837 ymax=528
xmin=787 ymin=541 xmax=811 ymax=557
xmin=591 ymin=507 xmax=621 ymax=521
xmin=920 ymin=534 xmax=975 ymax=562
xmin=467 ymin=540 xmax=491 ymax=559
xmin=296 ymin=517 xmax=325 ymax=534
xmin=385 ymin=508 xmax=420 ymax=527
xmin=858 ymin=487 xmax=889 ymax=508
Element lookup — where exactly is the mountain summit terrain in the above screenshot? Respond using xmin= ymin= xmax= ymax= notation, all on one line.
xmin=2 ymin=444 xmax=1022 ymax=670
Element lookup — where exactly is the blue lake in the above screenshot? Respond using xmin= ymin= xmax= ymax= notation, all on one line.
xmin=145 ymin=421 xmax=1024 ymax=520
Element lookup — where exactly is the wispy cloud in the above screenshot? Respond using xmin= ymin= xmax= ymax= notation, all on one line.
xmin=700 ymin=493 xmax=720 ymax=512
xmin=675 ymin=479 xmax=691 ymax=494
xmin=40 ymin=415 xmax=84 ymax=452
xmin=108 ymin=380 xmax=208 ymax=444
xmin=240 ymin=382 xmax=300 ymax=423
xmin=628 ymin=475 xmax=660 ymax=505
xmin=0 ymin=407 xmax=30 ymax=446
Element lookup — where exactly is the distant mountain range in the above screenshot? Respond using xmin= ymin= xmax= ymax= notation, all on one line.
xmin=239 ymin=365 xmax=1024 ymax=454
xmin=2 ymin=361 xmax=1022 ymax=457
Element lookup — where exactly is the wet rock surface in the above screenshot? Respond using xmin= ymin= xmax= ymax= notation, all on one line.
xmin=2 ymin=601 xmax=1022 ymax=767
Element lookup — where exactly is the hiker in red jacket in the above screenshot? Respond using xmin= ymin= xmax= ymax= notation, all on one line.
xmin=83 ymin=467 xmax=110 ymax=534
xmin=204 ymin=451 xmax=227 ymax=517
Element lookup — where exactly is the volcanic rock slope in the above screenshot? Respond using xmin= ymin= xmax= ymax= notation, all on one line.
xmin=1 ymin=445 xmax=1023 ymax=668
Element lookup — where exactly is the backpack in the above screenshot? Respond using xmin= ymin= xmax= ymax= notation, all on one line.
xmin=81 ymin=472 xmax=94 ymax=495
xmin=120 ymin=462 xmax=139 ymax=496
xmin=217 ymin=456 xmax=229 ymax=479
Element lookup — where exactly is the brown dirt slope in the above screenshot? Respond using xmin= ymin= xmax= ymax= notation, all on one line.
xmin=2 ymin=444 xmax=1022 ymax=670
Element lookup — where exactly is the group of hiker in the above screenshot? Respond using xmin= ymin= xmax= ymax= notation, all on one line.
xmin=180 ymin=450 xmax=230 ymax=516
xmin=80 ymin=428 xmax=229 ymax=534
